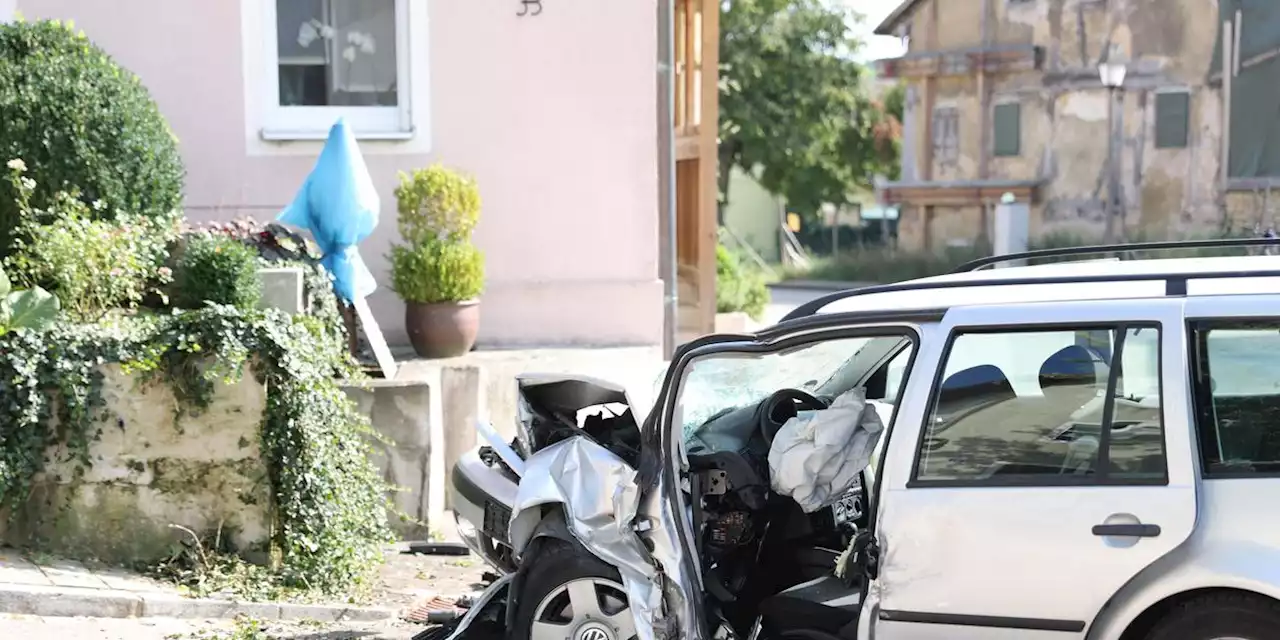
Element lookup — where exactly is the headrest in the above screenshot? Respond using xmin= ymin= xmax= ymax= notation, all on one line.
xmin=938 ymin=364 xmax=1015 ymax=406
xmin=1039 ymin=345 xmax=1106 ymax=392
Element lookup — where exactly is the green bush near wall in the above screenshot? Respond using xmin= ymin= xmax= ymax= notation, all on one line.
xmin=716 ymin=244 xmax=768 ymax=321
xmin=0 ymin=18 xmax=185 ymax=257
xmin=173 ymin=235 xmax=264 ymax=312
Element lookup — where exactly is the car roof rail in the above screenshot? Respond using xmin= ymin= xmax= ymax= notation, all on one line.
xmin=780 ymin=265 xmax=1280 ymax=323
xmin=953 ymin=237 xmax=1280 ymax=273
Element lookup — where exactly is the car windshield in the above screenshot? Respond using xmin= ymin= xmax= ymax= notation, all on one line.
xmin=675 ymin=336 xmax=899 ymax=439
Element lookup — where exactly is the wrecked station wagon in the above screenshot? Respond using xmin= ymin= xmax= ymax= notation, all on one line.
xmin=444 ymin=239 xmax=1280 ymax=640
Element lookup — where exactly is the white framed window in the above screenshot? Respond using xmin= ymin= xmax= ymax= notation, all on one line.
xmin=257 ymin=0 xmax=414 ymax=141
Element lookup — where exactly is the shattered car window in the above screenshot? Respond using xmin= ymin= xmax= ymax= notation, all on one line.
xmin=677 ymin=338 xmax=875 ymax=440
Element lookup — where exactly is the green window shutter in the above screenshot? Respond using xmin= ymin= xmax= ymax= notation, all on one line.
xmin=1155 ymin=92 xmax=1190 ymax=149
xmin=993 ymin=102 xmax=1021 ymax=157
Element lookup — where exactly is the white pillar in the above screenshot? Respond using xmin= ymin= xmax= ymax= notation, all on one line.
xmin=993 ymin=192 xmax=1029 ymax=267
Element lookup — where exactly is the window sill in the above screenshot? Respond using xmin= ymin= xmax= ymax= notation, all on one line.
xmin=259 ymin=127 xmax=416 ymax=142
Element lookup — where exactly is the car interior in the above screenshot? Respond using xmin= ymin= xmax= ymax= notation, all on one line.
xmin=681 ymin=344 xmax=904 ymax=639
xmin=918 ymin=342 xmax=1163 ymax=482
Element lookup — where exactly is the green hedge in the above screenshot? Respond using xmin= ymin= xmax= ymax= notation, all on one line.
xmin=174 ymin=235 xmax=263 ymax=312
xmin=0 ymin=18 xmax=185 ymax=256
xmin=716 ymin=245 xmax=768 ymax=321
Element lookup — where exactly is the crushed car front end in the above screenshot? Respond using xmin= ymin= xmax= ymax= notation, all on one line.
xmin=437 ymin=372 xmax=686 ymax=640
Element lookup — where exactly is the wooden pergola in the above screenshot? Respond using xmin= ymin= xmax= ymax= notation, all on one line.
xmin=672 ymin=0 xmax=720 ymax=342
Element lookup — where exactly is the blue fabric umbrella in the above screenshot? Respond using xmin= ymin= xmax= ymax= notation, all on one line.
xmin=277 ymin=118 xmax=379 ymax=303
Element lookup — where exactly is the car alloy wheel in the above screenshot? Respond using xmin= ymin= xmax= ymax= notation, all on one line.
xmin=529 ymin=577 xmax=637 ymax=640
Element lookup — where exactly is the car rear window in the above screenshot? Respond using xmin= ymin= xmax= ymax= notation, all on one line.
xmin=1191 ymin=322 xmax=1280 ymax=476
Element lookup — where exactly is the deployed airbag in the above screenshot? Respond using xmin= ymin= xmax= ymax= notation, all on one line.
xmin=768 ymin=388 xmax=884 ymax=513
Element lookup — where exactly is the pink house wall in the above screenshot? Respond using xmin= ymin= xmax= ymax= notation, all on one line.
xmin=13 ymin=0 xmax=662 ymax=348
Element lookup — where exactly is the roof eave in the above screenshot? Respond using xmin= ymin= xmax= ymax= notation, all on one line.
xmin=873 ymin=0 xmax=925 ymax=36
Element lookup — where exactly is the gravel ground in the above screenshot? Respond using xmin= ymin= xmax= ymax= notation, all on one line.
xmin=376 ymin=544 xmax=492 ymax=612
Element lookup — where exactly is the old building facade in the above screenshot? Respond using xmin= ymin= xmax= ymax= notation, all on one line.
xmin=873 ymin=0 xmax=1235 ymax=250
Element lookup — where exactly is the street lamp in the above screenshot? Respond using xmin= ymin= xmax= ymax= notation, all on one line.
xmin=1098 ymin=60 xmax=1127 ymax=243
xmin=1097 ymin=61 xmax=1127 ymax=88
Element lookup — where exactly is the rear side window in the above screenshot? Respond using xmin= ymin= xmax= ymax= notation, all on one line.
xmin=1191 ymin=321 xmax=1280 ymax=476
xmin=912 ymin=325 xmax=1165 ymax=486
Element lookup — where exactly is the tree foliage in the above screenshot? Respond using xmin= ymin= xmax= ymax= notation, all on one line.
xmin=882 ymin=81 xmax=906 ymax=125
xmin=719 ymin=0 xmax=899 ymax=219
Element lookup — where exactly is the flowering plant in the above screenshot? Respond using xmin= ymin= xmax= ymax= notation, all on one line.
xmin=4 ymin=159 xmax=177 ymax=321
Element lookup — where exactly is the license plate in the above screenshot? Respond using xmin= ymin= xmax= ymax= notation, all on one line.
xmin=483 ymin=500 xmax=512 ymax=541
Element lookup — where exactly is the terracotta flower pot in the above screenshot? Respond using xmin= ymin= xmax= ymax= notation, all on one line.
xmin=404 ymin=298 xmax=481 ymax=358
xmin=405 ymin=300 xmax=480 ymax=358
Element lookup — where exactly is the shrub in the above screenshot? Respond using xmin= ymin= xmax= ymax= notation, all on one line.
xmin=173 ymin=235 xmax=263 ymax=312
xmin=791 ymin=244 xmax=988 ymax=283
xmin=176 ymin=218 xmax=344 ymax=342
xmin=390 ymin=241 xmax=484 ymax=304
xmin=394 ymin=165 xmax=480 ymax=244
xmin=4 ymin=163 xmax=175 ymax=322
xmin=716 ymin=244 xmax=768 ymax=321
xmin=390 ymin=165 xmax=486 ymax=303
xmin=0 ymin=19 xmax=185 ymax=256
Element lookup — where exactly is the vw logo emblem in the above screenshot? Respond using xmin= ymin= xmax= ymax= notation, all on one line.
xmin=576 ymin=623 xmax=614 ymax=640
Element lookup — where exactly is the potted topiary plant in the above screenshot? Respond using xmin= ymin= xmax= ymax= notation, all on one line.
xmin=390 ymin=164 xmax=485 ymax=358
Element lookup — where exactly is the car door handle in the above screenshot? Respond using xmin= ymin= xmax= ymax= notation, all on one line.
xmin=1092 ymin=523 xmax=1161 ymax=537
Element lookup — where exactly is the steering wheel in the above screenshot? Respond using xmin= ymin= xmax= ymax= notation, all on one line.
xmin=757 ymin=388 xmax=829 ymax=446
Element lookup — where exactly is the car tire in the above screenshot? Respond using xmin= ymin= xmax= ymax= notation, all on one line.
xmin=1144 ymin=591 xmax=1280 ymax=640
xmin=512 ymin=541 xmax=638 ymax=640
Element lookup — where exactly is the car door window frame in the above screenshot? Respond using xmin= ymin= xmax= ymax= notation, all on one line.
xmin=1189 ymin=318 xmax=1280 ymax=479
xmin=651 ymin=317 xmax=931 ymax=637
xmin=907 ymin=321 xmax=1168 ymax=489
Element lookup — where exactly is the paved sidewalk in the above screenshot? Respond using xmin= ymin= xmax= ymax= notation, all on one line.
xmin=0 ymin=547 xmax=398 ymax=623
xmin=0 ymin=613 xmax=424 ymax=639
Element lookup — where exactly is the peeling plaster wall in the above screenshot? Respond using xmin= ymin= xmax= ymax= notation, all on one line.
xmin=897 ymin=0 xmax=1225 ymax=250
xmin=0 ymin=366 xmax=272 ymax=565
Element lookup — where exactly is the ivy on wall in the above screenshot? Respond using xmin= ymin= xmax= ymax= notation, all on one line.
xmin=0 ymin=263 xmax=392 ymax=594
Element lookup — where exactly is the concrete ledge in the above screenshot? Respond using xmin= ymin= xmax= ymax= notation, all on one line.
xmin=342 ymin=378 xmax=445 ymax=540
xmin=0 ymin=583 xmax=396 ymax=622
xmin=258 ymin=267 xmax=304 ymax=315
xmin=341 ymin=347 xmax=666 ymax=537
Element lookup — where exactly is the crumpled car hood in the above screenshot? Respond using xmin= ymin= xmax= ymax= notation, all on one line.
xmin=509 ymin=436 xmax=666 ymax=640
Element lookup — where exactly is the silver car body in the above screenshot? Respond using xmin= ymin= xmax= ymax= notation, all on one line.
xmin=452 ymin=254 xmax=1280 ymax=640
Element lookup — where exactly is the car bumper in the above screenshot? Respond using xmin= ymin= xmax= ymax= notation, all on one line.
xmin=451 ymin=447 xmax=520 ymax=574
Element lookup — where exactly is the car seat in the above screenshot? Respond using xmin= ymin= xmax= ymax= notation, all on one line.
xmin=1039 ymin=345 xmax=1108 ymax=407
xmin=1039 ymin=345 xmax=1108 ymax=474
xmin=935 ymin=364 xmax=1017 ymax=420
xmin=756 ymin=574 xmax=861 ymax=639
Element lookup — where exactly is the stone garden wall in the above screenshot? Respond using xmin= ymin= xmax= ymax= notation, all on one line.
xmin=0 ymin=365 xmax=271 ymax=565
